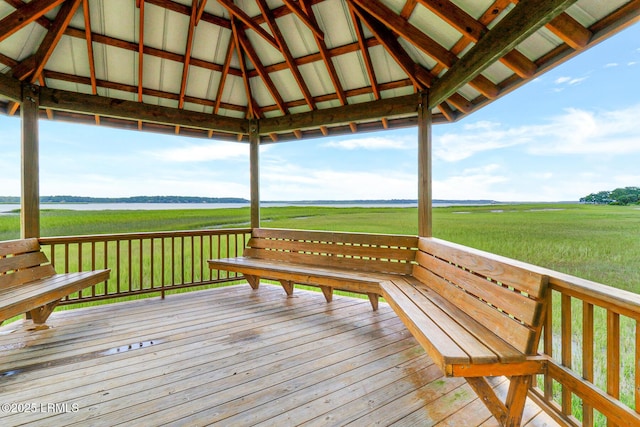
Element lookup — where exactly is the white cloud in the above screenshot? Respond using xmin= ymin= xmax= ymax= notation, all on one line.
xmin=323 ymin=136 xmax=413 ymax=150
xmin=628 ymin=61 xmax=638 ymax=66
xmin=434 ymin=104 xmax=640 ymax=161
xmin=554 ymin=75 xmax=588 ymax=86
xmin=151 ymin=141 xmax=249 ymax=162
xmin=604 ymin=63 xmax=619 ymax=68
xmin=261 ymin=162 xmax=416 ymax=200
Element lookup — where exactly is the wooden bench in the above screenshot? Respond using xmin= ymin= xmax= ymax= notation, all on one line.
xmin=0 ymin=238 xmax=111 ymax=325
xmin=208 ymin=229 xmax=549 ymax=426
xmin=208 ymin=228 xmax=418 ymax=310
xmin=380 ymin=237 xmax=549 ymax=426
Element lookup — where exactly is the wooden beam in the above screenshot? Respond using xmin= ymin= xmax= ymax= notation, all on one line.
xmin=0 ymin=0 xmax=66 ymax=43
xmin=430 ymin=0 xmax=579 ymax=108
xmin=21 ymin=84 xmax=40 ymax=239
xmin=257 ymin=0 xmax=315 ymax=110
xmin=13 ymin=0 xmax=82 ymax=82
xmin=418 ymin=91 xmax=432 ymax=238
xmin=299 ymin=0 xmax=346 ymax=105
xmin=178 ymin=0 xmax=198 ymax=110
xmin=249 ymin=121 xmax=260 ymax=229
xmin=218 ymin=0 xmax=279 ymax=50
xmin=213 ymin=38 xmax=235 ymax=114
xmin=417 ymin=0 xmax=486 ymax=41
xmin=351 ymin=3 xmax=431 ymax=89
xmin=348 ymin=6 xmax=380 ymax=99
xmin=281 ymin=0 xmax=324 ymax=40
xmin=350 ymin=0 xmax=457 ymax=68
xmin=236 ymin=25 xmax=288 ymax=114
xmin=38 ymin=86 xmax=248 ymax=134
xmin=259 ymin=92 xmax=420 ymax=135
xmin=231 ymin=17 xmax=255 ymax=119
xmin=0 ymin=71 xmax=22 ymax=102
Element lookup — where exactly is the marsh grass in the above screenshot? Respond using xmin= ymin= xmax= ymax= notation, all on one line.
xmin=2 ymin=203 xmax=639 ymax=423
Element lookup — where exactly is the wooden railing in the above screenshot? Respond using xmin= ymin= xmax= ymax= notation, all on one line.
xmin=34 ymin=230 xmax=640 ymax=425
xmin=529 ymin=269 xmax=640 ymax=426
xmin=38 ymin=229 xmax=251 ymax=304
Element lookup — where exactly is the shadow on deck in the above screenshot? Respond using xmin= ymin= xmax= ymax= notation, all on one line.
xmin=0 ymin=285 xmax=558 ymax=426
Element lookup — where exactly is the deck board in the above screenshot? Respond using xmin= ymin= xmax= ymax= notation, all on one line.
xmin=0 ymin=284 xmax=558 ymax=426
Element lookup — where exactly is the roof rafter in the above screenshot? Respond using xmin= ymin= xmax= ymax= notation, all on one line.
xmin=348 ymin=6 xmax=379 ymax=100
xmin=0 ymin=0 xmax=65 ymax=42
xmin=217 ymin=0 xmax=279 ymax=51
xmin=350 ymin=0 xmax=499 ymax=99
xmin=236 ymin=24 xmax=287 ymax=114
xmin=82 ymin=0 xmax=99 ymax=125
xmin=175 ymin=0 xmax=199 ymax=134
xmin=213 ymin=38 xmax=235 ymax=115
xmin=231 ymin=16 xmax=257 ymax=119
xmin=256 ymin=0 xmax=315 ymax=111
xmin=430 ymin=0 xmax=579 ymax=108
xmin=299 ymin=0 xmax=346 ymax=105
xmin=351 ymin=3 xmax=430 ymax=89
xmin=281 ymin=0 xmax=324 ymax=40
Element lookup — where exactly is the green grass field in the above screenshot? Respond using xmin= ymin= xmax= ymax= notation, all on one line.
xmin=2 ymin=203 xmax=638 ymax=292
xmin=2 ymin=203 xmax=639 ymax=421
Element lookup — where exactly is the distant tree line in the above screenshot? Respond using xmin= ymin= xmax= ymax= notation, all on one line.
xmin=580 ymin=187 xmax=640 ymax=205
xmin=0 ymin=196 xmax=249 ymax=204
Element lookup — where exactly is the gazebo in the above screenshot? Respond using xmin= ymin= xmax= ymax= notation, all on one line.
xmin=1 ymin=1 xmax=639 ymax=426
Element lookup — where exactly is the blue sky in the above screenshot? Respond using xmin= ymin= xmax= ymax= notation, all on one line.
xmin=0 ymin=23 xmax=639 ymax=202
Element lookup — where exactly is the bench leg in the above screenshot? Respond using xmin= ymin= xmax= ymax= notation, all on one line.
xmin=367 ymin=293 xmax=379 ymax=311
xmin=279 ymin=280 xmax=294 ymax=296
xmin=28 ymin=301 xmax=60 ymax=324
xmin=504 ymin=375 xmax=532 ymax=427
xmin=319 ymin=286 xmax=333 ymax=303
xmin=466 ymin=375 xmax=531 ymax=427
xmin=244 ymin=274 xmax=260 ymax=290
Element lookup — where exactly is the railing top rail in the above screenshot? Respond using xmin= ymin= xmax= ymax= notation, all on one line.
xmin=37 ymin=228 xmax=252 ymax=244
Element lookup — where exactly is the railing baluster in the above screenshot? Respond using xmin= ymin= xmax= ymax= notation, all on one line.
xmin=544 ymin=289 xmax=553 ymax=400
xmin=561 ymin=293 xmax=572 ymax=416
xmin=150 ymin=237 xmax=155 ymax=290
xmin=583 ymin=301 xmax=594 ymax=427
xmin=636 ymin=320 xmax=640 ymax=417
xmin=607 ymin=310 xmax=620 ymax=427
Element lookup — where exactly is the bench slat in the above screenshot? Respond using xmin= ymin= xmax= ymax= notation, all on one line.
xmin=0 ymin=265 xmax=56 ymax=289
xmin=0 ymin=251 xmax=51 ymax=275
xmin=244 ymin=247 xmax=413 ymax=275
xmin=413 ymin=263 xmax=536 ymax=354
xmin=248 ymin=237 xmax=417 ymax=262
xmin=253 ymin=228 xmax=418 ymax=248
xmin=415 ymin=251 xmax=540 ymax=326
xmin=209 ymin=258 xmax=383 ymax=295
xmin=387 ymin=278 xmax=500 ymax=364
xmin=381 ymin=279 xmax=471 ymax=369
xmin=404 ymin=277 xmax=524 ymax=363
xmin=0 ymin=238 xmax=40 ymax=257
xmin=0 ymin=270 xmax=110 ymax=322
xmin=418 ymin=238 xmax=547 ymax=298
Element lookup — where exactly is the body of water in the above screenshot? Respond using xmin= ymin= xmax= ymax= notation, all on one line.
xmin=0 ymin=201 xmax=494 ymax=213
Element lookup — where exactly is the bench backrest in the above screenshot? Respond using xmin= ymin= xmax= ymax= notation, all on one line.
xmin=244 ymin=228 xmax=419 ymax=275
xmin=0 ymin=238 xmax=56 ymax=288
xmin=413 ymin=237 xmax=549 ymax=355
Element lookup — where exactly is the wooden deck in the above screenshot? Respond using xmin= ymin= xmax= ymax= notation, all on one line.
xmin=0 ymin=284 xmax=559 ymax=426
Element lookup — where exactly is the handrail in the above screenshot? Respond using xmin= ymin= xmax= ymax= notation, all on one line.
xmin=38 ymin=228 xmax=251 ymax=304
xmin=31 ymin=229 xmax=640 ymax=426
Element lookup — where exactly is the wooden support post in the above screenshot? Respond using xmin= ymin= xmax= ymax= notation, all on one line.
xmin=418 ymin=91 xmax=432 ymax=237
xmin=367 ymin=293 xmax=379 ymax=311
xmin=249 ymin=121 xmax=260 ymax=229
xmin=244 ymin=274 xmax=260 ymax=290
xmin=319 ymin=286 xmax=333 ymax=303
xmin=21 ymin=83 xmax=40 ymax=239
xmin=279 ymin=280 xmax=294 ymax=296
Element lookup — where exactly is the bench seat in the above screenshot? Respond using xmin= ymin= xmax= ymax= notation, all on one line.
xmin=380 ymin=277 xmax=545 ymax=377
xmin=208 ymin=229 xmax=550 ymax=426
xmin=209 ymin=228 xmax=418 ymax=310
xmin=0 ymin=238 xmax=110 ymax=325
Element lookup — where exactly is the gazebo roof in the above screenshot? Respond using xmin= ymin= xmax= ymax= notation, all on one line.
xmin=0 ymin=0 xmax=638 ymax=143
